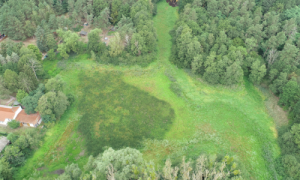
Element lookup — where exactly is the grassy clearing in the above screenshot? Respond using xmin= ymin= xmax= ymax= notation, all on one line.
xmin=16 ymin=2 xmax=281 ymax=179
xmin=77 ymin=71 xmax=174 ymax=155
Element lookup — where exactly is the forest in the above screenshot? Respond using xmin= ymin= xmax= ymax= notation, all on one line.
xmin=0 ymin=0 xmax=299 ymax=179
xmin=171 ymin=0 xmax=300 ymax=179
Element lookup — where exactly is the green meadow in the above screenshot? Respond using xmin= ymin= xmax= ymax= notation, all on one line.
xmin=16 ymin=2 xmax=281 ymax=179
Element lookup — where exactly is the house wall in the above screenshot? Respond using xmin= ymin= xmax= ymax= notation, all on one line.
xmin=37 ymin=118 xmax=42 ymax=125
xmin=32 ymin=118 xmax=42 ymax=127
xmin=0 ymin=105 xmax=13 ymax=108
xmin=0 ymin=119 xmax=10 ymax=126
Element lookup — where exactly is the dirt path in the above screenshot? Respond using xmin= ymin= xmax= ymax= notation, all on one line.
xmin=79 ymin=25 xmax=114 ymax=45
xmin=3 ymin=37 xmax=37 ymax=47
xmin=5 ymin=96 xmax=15 ymax=105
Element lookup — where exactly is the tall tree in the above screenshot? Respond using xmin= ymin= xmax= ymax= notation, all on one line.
xmin=109 ymin=32 xmax=124 ymax=57
xmin=249 ymin=60 xmax=266 ymax=84
xmin=0 ymin=76 xmax=11 ymax=99
xmin=279 ymin=80 xmax=299 ymax=107
xmin=87 ymin=28 xmax=102 ymax=53
xmin=3 ymin=69 xmax=19 ymax=92
xmin=35 ymin=26 xmax=48 ymax=52
xmin=18 ymin=72 xmax=35 ymax=93
xmin=36 ymin=91 xmax=69 ymax=118
xmin=93 ymin=7 xmax=111 ymax=29
xmin=45 ymin=75 xmax=65 ymax=92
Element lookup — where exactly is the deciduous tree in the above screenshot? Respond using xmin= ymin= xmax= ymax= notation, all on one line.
xmin=3 ymin=69 xmax=19 ymax=92
xmin=36 ymin=91 xmax=69 ymax=118
xmin=109 ymin=32 xmax=124 ymax=57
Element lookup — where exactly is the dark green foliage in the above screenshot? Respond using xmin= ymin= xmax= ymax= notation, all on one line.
xmin=3 ymin=146 xmax=24 ymax=167
xmin=54 ymin=0 xmax=65 ymax=15
xmin=0 ymin=76 xmax=11 ymax=99
xmin=270 ymin=72 xmax=288 ymax=94
xmin=93 ymin=8 xmax=111 ymax=29
xmin=46 ymin=34 xmax=58 ymax=51
xmin=7 ymin=133 xmax=19 ymax=143
xmin=2 ymin=128 xmax=44 ymax=171
xmin=0 ymin=62 xmax=18 ymax=75
xmin=36 ymin=91 xmax=69 ymax=118
xmin=279 ymin=79 xmax=299 ymax=107
xmin=78 ymin=71 xmax=174 ymax=155
xmin=93 ymin=0 xmax=110 ymax=17
xmin=282 ymin=155 xmax=300 ymax=179
xmin=41 ymin=114 xmax=56 ymax=123
xmin=8 ymin=120 xmax=20 ymax=129
xmin=3 ymin=69 xmax=19 ymax=92
xmin=279 ymin=123 xmax=300 ymax=179
xmin=18 ymin=72 xmax=36 ymax=93
xmin=87 ymin=29 xmax=102 ymax=53
xmin=0 ymin=0 xmax=64 ymax=40
xmin=47 ymin=49 xmax=56 ymax=61
xmin=35 ymin=26 xmax=48 ymax=52
xmin=0 ymin=158 xmax=13 ymax=180
xmin=22 ymin=84 xmax=45 ymax=114
xmin=27 ymin=45 xmax=43 ymax=62
xmin=290 ymin=101 xmax=300 ymax=124
xmin=66 ymin=93 xmax=75 ymax=106
xmin=0 ymin=40 xmax=23 ymax=58
xmin=171 ymin=0 xmax=300 ymax=89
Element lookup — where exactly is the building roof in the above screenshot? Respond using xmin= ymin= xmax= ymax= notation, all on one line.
xmin=0 ymin=137 xmax=9 ymax=152
xmin=0 ymin=106 xmax=18 ymax=122
xmin=15 ymin=110 xmax=40 ymax=124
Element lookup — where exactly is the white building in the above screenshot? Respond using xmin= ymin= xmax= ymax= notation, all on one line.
xmin=0 ymin=105 xmax=42 ymax=127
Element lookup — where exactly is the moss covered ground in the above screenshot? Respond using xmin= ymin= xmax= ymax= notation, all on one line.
xmin=16 ymin=2 xmax=281 ymax=179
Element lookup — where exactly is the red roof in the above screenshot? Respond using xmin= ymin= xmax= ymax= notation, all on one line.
xmin=0 ymin=107 xmax=16 ymax=122
xmin=15 ymin=110 xmax=41 ymax=124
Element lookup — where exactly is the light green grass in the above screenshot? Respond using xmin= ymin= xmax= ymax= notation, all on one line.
xmin=16 ymin=2 xmax=280 ymax=179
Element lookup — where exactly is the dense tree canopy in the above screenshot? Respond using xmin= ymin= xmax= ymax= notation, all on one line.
xmin=54 ymin=148 xmax=242 ymax=180
xmin=171 ymin=0 xmax=300 ymax=179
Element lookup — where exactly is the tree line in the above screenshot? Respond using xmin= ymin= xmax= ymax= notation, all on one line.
xmin=171 ymin=0 xmax=300 ymax=179
xmin=26 ymin=147 xmax=243 ymax=180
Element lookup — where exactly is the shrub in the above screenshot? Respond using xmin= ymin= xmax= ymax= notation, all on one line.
xmin=8 ymin=120 xmax=20 ymax=129
xmin=7 ymin=133 xmax=19 ymax=143
xmin=66 ymin=93 xmax=75 ymax=106
xmin=41 ymin=114 xmax=55 ymax=123
xmin=47 ymin=49 xmax=55 ymax=60
xmin=16 ymin=90 xmax=28 ymax=102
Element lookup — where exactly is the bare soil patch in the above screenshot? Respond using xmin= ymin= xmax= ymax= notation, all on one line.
xmin=51 ymin=169 xmax=64 ymax=175
xmin=0 ymin=96 xmax=15 ymax=106
xmin=79 ymin=25 xmax=114 ymax=45
xmin=37 ymin=166 xmax=48 ymax=171
xmin=258 ymin=84 xmax=288 ymax=128
xmin=166 ymin=0 xmax=178 ymax=7
xmin=4 ymin=37 xmax=37 ymax=47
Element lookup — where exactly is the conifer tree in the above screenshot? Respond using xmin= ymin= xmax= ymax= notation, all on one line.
xmin=249 ymin=60 xmax=266 ymax=84
xmin=3 ymin=69 xmax=19 ymax=92
xmin=35 ymin=26 xmax=48 ymax=52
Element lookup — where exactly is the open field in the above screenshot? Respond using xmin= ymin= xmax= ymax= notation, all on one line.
xmin=16 ymin=2 xmax=282 ymax=179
